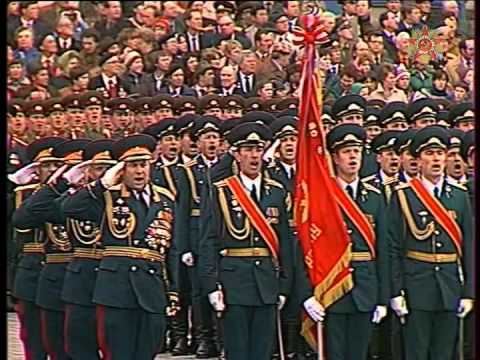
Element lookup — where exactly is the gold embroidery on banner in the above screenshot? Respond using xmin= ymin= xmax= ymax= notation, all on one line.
xmin=310 ymin=223 xmax=322 ymax=239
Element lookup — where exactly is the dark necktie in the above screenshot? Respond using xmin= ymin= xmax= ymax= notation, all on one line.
xmin=108 ymin=79 xmax=117 ymax=98
xmin=244 ymin=75 xmax=251 ymax=93
xmin=136 ymin=191 xmax=149 ymax=217
xmin=346 ymin=185 xmax=354 ymax=199
xmin=433 ymin=187 xmax=440 ymax=199
xmin=289 ymin=167 xmax=295 ymax=180
xmin=466 ymin=59 xmax=472 ymax=68
xmin=250 ymin=184 xmax=259 ymax=205
xmin=190 ymin=35 xmax=198 ymax=52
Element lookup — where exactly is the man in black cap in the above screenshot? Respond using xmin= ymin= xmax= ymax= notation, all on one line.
xmin=199 ymin=94 xmax=223 ymax=118
xmin=388 ymin=125 xmax=473 ymax=360
xmin=324 ymin=124 xmax=389 ymax=360
xmin=13 ymin=138 xmax=91 ymax=360
xmin=364 ymin=108 xmax=382 ymax=142
xmin=144 ymin=119 xmax=180 ymax=168
xmin=152 ymin=94 xmax=175 ymax=121
xmin=8 ymin=99 xmax=30 ymax=149
xmin=362 ymin=131 xmax=403 ymax=204
xmin=198 ymin=121 xmax=312 ymax=360
xmin=63 ymin=94 xmax=88 ymax=139
xmin=45 ymin=97 xmax=70 ymax=138
xmin=108 ymin=98 xmax=137 ymax=139
xmin=160 ymin=65 xmax=196 ymax=97
xmin=81 ymin=91 xmax=106 ymax=140
xmin=445 ymin=129 xmax=467 ymax=186
xmin=88 ymin=53 xmax=128 ymax=98
xmin=176 ymin=117 xmax=224 ymax=358
xmin=408 ymin=98 xmax=438 ymax=129
xmin=9 ymin=136 xmax=66 ymax=360
xmin=321 ymin=105 xmax=336 ymax=134
xmin=448 ymin=103 xmax=474 ymax=132
xmin=177 ymin=114 xmax=200 ymax=164
xmin=222 ymin=95 xmax=244 ymax=120
xmin=175 ymin=96 xmax=199 ymax=117
xmin=61 ymin=134 xmax=181 ymax=359
xmin=26 ymin=100 xmax=50 ymax=142
xmin=394 ymin=129 xmax=419 ymax=183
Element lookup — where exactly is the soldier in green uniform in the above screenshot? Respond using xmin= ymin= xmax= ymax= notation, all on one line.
xmin=108 ymin=98 xmax=137 ymax=140
xmin=436 ymin=110 xmax=451 ymax=128
xmin=63 ymin=94 xmax=89 ymax=139
xmin=321 ymin=105 xmax=336 ymax=134
xmin=198 ymin=122 xmax=295 ymax=360
xmin=448 ymin=103 xmax=474 ymax=133
xmin=324 ymin=124 xmax=389 ymax=360
xmin=388 ymin=126 xmax=474 ymax=360
xmin=362 ymin=131 xmax=402 ymax=204
xmin=244 ymin=97 xmax=264 ymax=113
xmin=222 ymin=95 xmax=244 ymax=120
xmin=407 ymin=98 xmax=438 ymax=129
xmin=364 ymin=108 xmax=382 ymax=143
xmin=8 ymin=99 xmax=30 ymax=150
xmin=446 ymin=129 xmax=467 ymax=186
xmin=176 ymin=114 xmax=200 ymax=164
xmin=81 ymin=91 xmax=106 ymax=140
xmin=152 ymin=95 xmax=175 ymax=122
xmin=176 ymin=117 xmax=224 ymax=358
xmin=24 ymin=139 xmax=116 ymax=359
xmin=332 ymin=94 xmax=378 ymax=177
xmin=276 ymin=98 xmax=299 ymax=114
xmin=25 ymin=101 xmax=51 ymax=143
xmin=394 ymin=129 xmax=419 ymax=183
xmin=10 ymin=136 xmax=66 ymax=360
xmin=61 ymin=134 xmax=181 ymax=360
xmin=13 ymin=138 xmax=90 ymax=360
xmin=379 ymin=101 xmax=409 ymax=131
xmin=134 ymin=97 xmax=156 ymax=132
xmin=45 ymin=98 xmax=70 ymax=138
xmin=199 ymin=95 xmax=223 ymax=119
xmin=175 ymin=96 xmax=199 ymax=117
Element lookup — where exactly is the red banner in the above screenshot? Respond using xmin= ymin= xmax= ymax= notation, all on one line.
xmin=293 ymin=14 xmax=353 ymax=350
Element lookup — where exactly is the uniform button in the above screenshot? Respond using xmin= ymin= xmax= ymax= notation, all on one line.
xmin=130 ymin=266 xmax=138 ymax=272
xmin=434 ymin=266 xmax=440 ymax=272
xmin=254 ymin=237 xmax=259 ymax=242
xmin=133 ymin=240 xmax=140 ymax=245
xmin=148 ymin=269 xmax=155 ymax=275
xmin=434 ymin=230 xmax=440 ymax=235
xmin=436 ymin=242 xmax=443 ymax=248
xmin=255 ymin=260 xmax=261 ymax=266
xmin=347 ymin=229 xmax=353 ymax=234
xmin=40 ymin=261 xmax=46 ymax=266
xmin=94 ymin=267 xmax=99 ymax=272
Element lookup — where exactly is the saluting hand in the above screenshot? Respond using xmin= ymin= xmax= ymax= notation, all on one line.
xmin=101 ymin=161 xmax=125 ymax=188
xmin=62 ymin=160 xmax=92 ymax=185
xmin=8 ymin=162 xmax=39 ymax=185
xmin=47 ymin=164 xmax=70 ymax=186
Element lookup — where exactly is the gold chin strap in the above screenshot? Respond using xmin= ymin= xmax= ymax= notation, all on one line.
xmin=397 ymin=189 xmax=435 ymax=241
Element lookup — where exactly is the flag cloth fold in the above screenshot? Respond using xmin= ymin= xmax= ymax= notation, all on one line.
xmin=292 ymin=14 xmax=353 ymax=350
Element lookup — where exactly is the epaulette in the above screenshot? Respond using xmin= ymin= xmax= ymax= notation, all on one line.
xmin=448 ymin=182 xmax=468 ymax=192
xmin=264 ymin=178 xmax=284 ymax=189
xmin=361 ymin=175 xmax=377 ymax=183
xmin=384 ymin=177 xmax=399 ymax=185
xmin=213 ymin=178 xmax=228 ymax=188
xmin=394 ymin=182 xmax=410 ymax=191
xmin=185 ymin=159 xmax=198 ymax=168
xmin=267 ymin=160 xmax=277 ymax=168
xmin=362 ymin=182 xmax=381 ymax=194
xmin=14 ymin=183 xmax=41 ymax=193
xmin=108 ymin=184 xmax=122 ymax=190
xmin=152 ymin=184 xmax=175 ymax=202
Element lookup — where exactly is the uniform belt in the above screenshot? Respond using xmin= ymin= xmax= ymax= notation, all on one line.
xmin=351 ymin=252 xmax=373 ymax=261
xmin=73 ymin=248 xmax=104 ymax=260
xmin=191 ymin=209 xmax=200 ymax=217
xmin=219 ymin=247 xmax=270 ymax=257
xmin=23 ymin=243 xmax=45 ymax=254
xmin=406 ymin=250 xmax=458 ymax=263
xmin=103 ymin=246 xmax=165 ymax=262
xmin=46 ymin=253 xmax=73 ymax=263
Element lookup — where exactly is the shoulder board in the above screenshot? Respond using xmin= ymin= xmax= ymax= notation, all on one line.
xmin=361 ymin=175 xmax=376 ymax=183
xmin=448 ymin=182 xmax=467 ymax=192
xmin=362 ymin=182 xmax=381 ymax=194
xmin=384 ymin=178 xmax=399 ymax=185
xmin=14 ymin=183 xmax=41 ymax=193
xmin=394 ymin=182 xmax=410 ymax=191
xmin=185 ymin=159 xmax=198 ymax=168
xmin=152 ymin=185 xmax=175 ymax=202
xmin=108 ymin=184 xmax=122 ymax=191
xmin=264 ymin=178 xmax=284 ymax=189
xmin=267 ymin=160 xmax=277 ymax=168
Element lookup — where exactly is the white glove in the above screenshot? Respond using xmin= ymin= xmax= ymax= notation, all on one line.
xmin=8 ymin=162 xmax=39 ymax=185
xmin=262 ymin=138 xmax=280 ymax=162
xmin=62 ymin=160 xmax=91 ymax=185
xmin=372 ymin=305 xmax=388 ymax=324
xmin=457 ymin=299 xmax=474 ymax=318
xmin=100 ymin=161 xmax=125 ymax=188
xmin=47 ymin=164 xmax=70 ymax=186
xmin=303 ymin=296 xmax=325 ymax=322
xmin=390 ymin=295 xmax=409 ymax=318
xmin=278 ymin=295 xmax=286 ymax=310
xmin=181 ymin=252 xmax=195 ymax=267
xmin=208 ymin=290 xmax=226 ymax=312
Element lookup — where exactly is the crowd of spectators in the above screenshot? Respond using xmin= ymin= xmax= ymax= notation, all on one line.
xmin=6 ymin=0 xmax=475 ymax=140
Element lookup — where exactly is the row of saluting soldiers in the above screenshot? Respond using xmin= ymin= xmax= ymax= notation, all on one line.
xmin=7 ymin=93 xmax=475 ymax=360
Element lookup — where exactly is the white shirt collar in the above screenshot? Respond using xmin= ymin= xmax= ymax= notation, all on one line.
xmin=337 ymin=176 xmax=360 ymax=200
xmin=240 ymin=173 xmax=262 ymax=200
xmin=402 ymin=171 xmax=415 ymax=182
xmin=280 ymin=161 xmax=296 ymax=178
xmin=421 ymin=175 xmax=444 ymax=197
xmin=379 ymin=169 xmax=397 ymax=183
xmin=201 ymin=154 xmax=218 ymax=168
xmin=446 ymin=174 xmax=467 ymax=186
xmin=161 ymin=155 xmax=177 ymax=166
xmin=182 ymin=154 xmax=192 ymax=163
xmin=102 ymin=72 xmax=117 ymax=86
xmin=133 ymin=185 xmax=151 ymax=206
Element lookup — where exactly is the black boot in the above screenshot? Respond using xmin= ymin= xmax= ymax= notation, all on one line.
xmin=171 ymin=306 xmax=190 ymax=356
xmin=195 ymin=325 xmax=219 ymax=359
xmin=285 ymin=320 xmax=300 ymax=359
